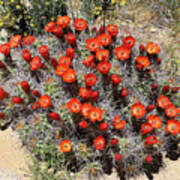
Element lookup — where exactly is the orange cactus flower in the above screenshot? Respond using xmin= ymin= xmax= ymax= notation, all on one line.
xmin=165 ymin=119 xmax=180 ymax=135
xmin=89 ymin=107 xmax=104 ymax=122
xmin=165 ymin=105 xmax=179 ymax=118
xmin=123 ymin=36 xmax=136 ymax=49
xmin=157 ymin=95 xmax=171 ymax=109
xmin=57 ymin=16 xmax=71 ymax=28
xmin=59 ymin=139 xmax=72 ymax=153
xmin=84 ymin=73 xmax=97 ymax=87
xmin=67 ymin=98 xmax=81 ymax=113
xmin=131 ymin=103 xmax=146 ymax=119
xmin=58 ymin=56 xmax=72 ymax=67
xmin=44 ymin=21 xmax=56 ymax=32
xmin=98 ymin=33 xmax=112 ymax=47
xmin=65 ymin=33 xmax=76 ymax=46
xmin=79 ymin=87 xmax=92 ymax=100
xmin=97 ymin=61 xmax=111 ymax=74
xmin=55 ymin=64 xmax=69 ymax=76
xmin=9 ymin=35 xmax=21 ymax=48
xmin=93 ymin=136 xmax=105 ymax=150
xmin=136 ymin=56 xmax=150 ymax=70
xmin=106 ymin=24 xmax=118 ymax=36
xmin=74 ymin=18 xmax=87 ymax=31
xmin=114 ymin=46 xmax=131 ymax=61
xmin=52 ymin=25 xmax=63 ymax=37
xmin=86 ymin=38 xmax=101 ymax=52
xmin=146 ymin=42 xmax=160 ymax=55
xmin=39 ymin=95 xmax=51 ymax=109
xmin=81 ymin=103 xmax=93 ymax=118
xmin=96 ymin=49 xmax=109 ymax=61
xmin=0 ymin=43 xmax=10 ymax=56
xmin=23 ymin=35 xmax=35 ymax=45
xmin=62 ymin=68 xmax=76 ymax=83
xmin=38 ymin=45 xmax=49 ymax=59
xmin=30 ymin=56 xmax=42 ymax=71
xmin=147 ymin=115 xmax=162 ymax=129
xmin=141 ymin=123 xmax=153 ymax=134
xmin=145 ymin=135 xmax=158 ymax=146
xmin=83 ymin=55 xmax=95 ymax=68
xmin=112 ymin=115 xmax=126 ymax=130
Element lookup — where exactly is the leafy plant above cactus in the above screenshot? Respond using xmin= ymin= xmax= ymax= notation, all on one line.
xmin=0 ymin=15 xmax=179 ymax=179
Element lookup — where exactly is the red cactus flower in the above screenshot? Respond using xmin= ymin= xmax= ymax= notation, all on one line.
xmin=79 ymin=87 xmax=92 ymax=100
xmin=163 ymin=85 xmax=170 ymax=93
xmin=65 ymin=33 xmax=76 ymax=46
xmin=67 ymin=98 xmax=81 ymax=113
xmin=165 ymin=119 xmax=180 ymax=135
xmin=172 ymin=87 xmax=179 ymax=93
xmin=111 ymin=74 xmax=122 ymax=86
xmin=62 ymin=68 xmax=76 ymax=83
xmin=114 ymin=46 xmax=130 ymax=61
xmin=114 ymin=153 xmax=122 ymax=162
xmin=96 ymin=49 xmax=109 ymax=61
xmin=110 ymin=138 xmax=119 ymax=146
xmin=147 ymin=115 xmax=162 ymax=129
xmin=44 ymin=21 xmax=56 ymax=32
xmin=97 ymin=61 xmax=111 ymax=74
xmin=152 ymin=83 xmax=158 ymax=90
xmin=22 ymin=49 xmax=32 ymax=62
xmin=57 ymin=16 xmax=71 ymax=28
xmin=49 ymin=57 xmax=58 ymax=68
xmin=141 ymin=123 xmax=153 ymax=134
xmin=66 ymin=48 xmax=74 ymax=60
xmin=58 ymin=56 xmax=72 ymax=67
xmin=120 ymin=88 xmax=130 ymax=97
xmin=90 ymin=91 xmax=99 ymax=101
xmin=49 ymin=112 xmax=60 ymax=120
xmin=99 ymin=26 xmax=105 ymax=34
xmin=139 ymin=44 xmax=145 ymax=51
xmin=0 ymin=88 xmax=8 ymax=100
xmin=55 ymin=64 xmax=69 ymax=76
xmin=84 ymin=73 xmax=97 ymax=87
xmin=131 ymin=103 xmax=146 ymax=119
xmin=12 ymin=96 xmax=23 ymax=104
xmin=136 ymin=56 xmax=150 ymax=70
xmin=74 ymin=18 xmax=87 ymax=31
xmin=165 ymin=105 xmax=179 ymax=118
xmin=156 ymin=58 xmax=162 ymax=64
xmin=83 ymin=55 xmax=95 ymax=68
xmin=89 ymin=107 xmax=104 ymax=122
xmin=31 ymin=90 xmax=41 ymax=97
xmin=0 ymin=43 xmax=10 ymax=56
xmin=20 ymin=81 xmax=30 ymax=93
xmin=32 ymin=101 xmax=40 ymax=110
xmin=99 ymin=122 xmax=109 ymax=131
xmin=145 ymin=42 xmax=160 ymax=55
xmin=112 ymin=115 xmax=126 ymax=130
xmin=39 ymin=95 xmax=51 ymax=109
xmin=146 ymin=104 xmax=155 ymax=112
xmin=145 ymin=155 xmax=152 ymax=163
xmin=98 ymin=33 xmax=112 ymax=47
xmin=123 ymin=36 xmax=135 ymax=49
xmin=30 ymin=56 xmax=42 ymax=71
xmin=106 ymin=24 xmax=118 ymax=36
xmin=38 ymin=45 xmax=49 ymax=59
xmin=157 ymin=95 xmax=171 ymax=109
xmin=86 ymin=38 xmax=101 ymax=52
xmin=81 ymin=103 xmax=92 ymax=118
xmin=0 ymin=112 xmax=5 ymax=119
xmin=78 ymin=120 xmax=89 ymax=129
xmin=9 ymin=35 xmax=21 ymax=48
xmin=52 ymin=25 xmax=63 ymax=37
xmin=59 ymin=139 xmax=72 ymax=153
xmin=93 ymin=136 xmax=105 ymax=150
xmin=145 ymin=135 xmax=158 ymax=146
xmin=23 ymin=35 xmax=35 ymax=45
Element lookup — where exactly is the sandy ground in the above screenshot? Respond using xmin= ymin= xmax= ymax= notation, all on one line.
xmin=0 ymin=128 xmax=179 ymax=180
